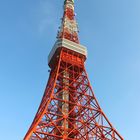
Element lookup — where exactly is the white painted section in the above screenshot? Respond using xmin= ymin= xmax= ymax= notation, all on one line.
xmin=48 ymin=38 xmax=87 ymax=64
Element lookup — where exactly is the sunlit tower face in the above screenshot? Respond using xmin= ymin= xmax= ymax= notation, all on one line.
xmin=24 ymin=0 xmax=123 ymax=140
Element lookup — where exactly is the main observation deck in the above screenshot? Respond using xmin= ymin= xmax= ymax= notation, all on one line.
xmin=48 ymin=38 xmax=87 ymax=67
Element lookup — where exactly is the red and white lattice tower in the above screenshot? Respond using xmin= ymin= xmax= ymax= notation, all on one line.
xmin=24 ymin=0 xmax=124 ymax=139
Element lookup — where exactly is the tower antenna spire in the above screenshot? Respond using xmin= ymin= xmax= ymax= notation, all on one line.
xmin=57 ymin=0 xmax=79 ymax=43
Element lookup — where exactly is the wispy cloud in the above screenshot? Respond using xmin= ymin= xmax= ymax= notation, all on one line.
xmin=38 ymin=0 xmax=59 ymax=34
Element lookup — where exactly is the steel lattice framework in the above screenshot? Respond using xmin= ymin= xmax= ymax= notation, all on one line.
xmin=24 ymin=0 xmax=123 ymax=140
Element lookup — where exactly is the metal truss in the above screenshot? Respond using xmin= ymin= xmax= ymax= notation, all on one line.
xmin=24 ymin=48 xmax=123 ymax=140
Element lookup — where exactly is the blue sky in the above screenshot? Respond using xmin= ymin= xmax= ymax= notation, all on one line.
xmin=0 ymin=0 xmax=140 ymax=139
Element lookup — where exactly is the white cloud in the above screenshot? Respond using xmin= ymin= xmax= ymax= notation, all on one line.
xmin=38 ymin=0 xmax=59 ymax=34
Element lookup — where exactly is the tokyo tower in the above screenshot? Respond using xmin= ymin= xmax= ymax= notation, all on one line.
xmin=24 ymin=0 xmax=123 ymax=139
